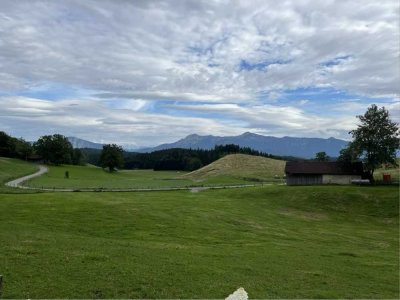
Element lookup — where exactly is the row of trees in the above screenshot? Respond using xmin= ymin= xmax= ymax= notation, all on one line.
xmin=0 ymin=131 xmax=33 ymax=160
xmin=0 ymin=131 xmax=124 ymax=172
xmin=0 ymin=132 xmax=84 ymax=165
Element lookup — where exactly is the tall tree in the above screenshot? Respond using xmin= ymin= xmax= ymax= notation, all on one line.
xmin=100 ymin=144 xmax=124 ymax=172
xmin=34 ymin=134 xmax=73 ymax=165
xmin=349 ymin=105 xmax=399 ymax=180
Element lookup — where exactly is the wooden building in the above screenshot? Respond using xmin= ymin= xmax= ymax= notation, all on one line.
xmin=285 ymin=161 xmax=364 ymax=185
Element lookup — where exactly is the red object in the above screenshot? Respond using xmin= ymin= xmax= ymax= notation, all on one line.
xmin=383 ymin=174 xmax=391 ymax=182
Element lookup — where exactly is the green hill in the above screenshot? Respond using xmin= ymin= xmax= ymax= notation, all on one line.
xmin=183 ymin=153 xmax=286 ymax=182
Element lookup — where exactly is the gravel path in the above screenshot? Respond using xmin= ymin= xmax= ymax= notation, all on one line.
xmin=5 ymin=165 xmax=48 ymax=188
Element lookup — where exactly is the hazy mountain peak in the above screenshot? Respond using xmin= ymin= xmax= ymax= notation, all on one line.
xmin=185 ymin=133 xmax=201 ymax=138
xmin=240 ymin=132 xmax=262 ymax=138
xmin=67 ymin=137 xmax=104 ymax=149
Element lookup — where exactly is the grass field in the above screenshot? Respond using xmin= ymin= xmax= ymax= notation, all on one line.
xmin=0 ymin=185 xmax=398 ymax=298
xmin=1 ymin=157 xmax=399 ymax=298
xmin=25 ymin=154 xmax=284 ymax=190
xmin=24 ymin=162 xmax=261 ymax=190
xmin=25 ymin=164 xmax=193 ymax=189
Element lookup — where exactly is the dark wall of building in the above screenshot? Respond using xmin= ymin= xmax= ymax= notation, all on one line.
xmin=287 ymin=174 xmax=323 ymax=185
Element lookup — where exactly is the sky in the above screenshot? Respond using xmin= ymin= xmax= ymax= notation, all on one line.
xmin=0 ymin=0 xmax=399 ymax=148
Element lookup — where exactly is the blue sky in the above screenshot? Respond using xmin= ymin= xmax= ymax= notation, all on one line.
xmin=0 ymin=0 xmax=399 ymax=148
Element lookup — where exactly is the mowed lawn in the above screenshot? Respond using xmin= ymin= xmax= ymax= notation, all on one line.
xmin=0 ymin=185 xmax=398 ymax=298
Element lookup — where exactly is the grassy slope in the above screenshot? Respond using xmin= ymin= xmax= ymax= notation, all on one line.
xmin=0 ymin=157 xmax=38 ymax=193
xmin=0 ymin=186 xmax=398 ymax=298
xmin=184 ymin=154 xmax=286 ymax=182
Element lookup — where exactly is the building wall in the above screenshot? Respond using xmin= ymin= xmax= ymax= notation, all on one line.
xmin=286 ymin=174 xmax=322 ymax=185
xmin=287 ymin=174 xmax=362 ymax=185
xmin=322 ymin=175 xmax=361 ymax=184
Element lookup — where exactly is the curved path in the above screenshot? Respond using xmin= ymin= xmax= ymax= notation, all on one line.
xmin=5 ymin=165 xmax=49 ymax=188
xmin=5 ymin=165 xmax=279 ymax=192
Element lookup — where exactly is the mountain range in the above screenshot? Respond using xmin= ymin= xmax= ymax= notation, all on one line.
xmin=137 ymin=132 xmax=349 ymax=158
xmin=68 ymin=133 xmax=349 ymax=158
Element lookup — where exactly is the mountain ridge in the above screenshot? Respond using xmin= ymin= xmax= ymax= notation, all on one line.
xmin=68 ymin=133 xmax=349 ymax=158
xmin=137 ymin=132 xmax=348 ymax=158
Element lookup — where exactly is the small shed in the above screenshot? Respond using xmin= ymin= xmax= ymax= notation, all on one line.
xmin=285 ymin=161 xmax=364 ymax=185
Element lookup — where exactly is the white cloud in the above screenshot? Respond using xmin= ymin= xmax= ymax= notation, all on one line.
xmin=0 ymin=0 xmax=398 ymax=100
xmin=0 ymin=96 xmax=244 ymax=147
xmin=0 ymin=0 xmax=398 ymax=145
xmin=163 ymin=102 xmax=365 ymax=139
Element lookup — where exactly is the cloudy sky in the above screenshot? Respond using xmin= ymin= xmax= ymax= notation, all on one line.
xmin=0 ymin=0 xmax=399 ymax=148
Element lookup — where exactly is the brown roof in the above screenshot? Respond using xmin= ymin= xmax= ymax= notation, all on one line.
xmin=285 ymin=161 xmax=364 ymax=175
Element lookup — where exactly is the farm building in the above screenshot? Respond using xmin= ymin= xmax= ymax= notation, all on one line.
xmin=285 ymin=161 xmax=364 ymax=185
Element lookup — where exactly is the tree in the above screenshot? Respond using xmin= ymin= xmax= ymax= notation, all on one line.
xmin=34 ymin=134 xmax=73 ymax=165
xmin=72 ymin=148 xmax=84 ymax=165
xmin=15 ymin=138 xmax=33 ymax=160
xmin=348 ymin=105 xmax=399 ymax=180
xmin=338 ymin=142 xmax=359 ymax=164
xmin=100 ymin=144 xmax=124 ymax=172
xmin=0 ymin=131 xmax=16 ymax=157
xmin=185 ymin=157 xmax=203 ymax=171
xmin=315 ymin=151 xmax=329 ymax=161
xmin=0 ymin=132 xmax=33 ymax=160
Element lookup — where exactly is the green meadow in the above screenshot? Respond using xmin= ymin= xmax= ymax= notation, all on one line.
xmin=26 ymin=164 xmax=193 ymax=189
xmin=0 ymin=158 xmax=399 ymax=298
xmin=24 ymin=163 xmax=256 ymax=190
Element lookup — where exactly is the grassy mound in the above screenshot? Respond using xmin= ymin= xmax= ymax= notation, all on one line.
xmin=184 ymin=154 xmax=286 ymax=182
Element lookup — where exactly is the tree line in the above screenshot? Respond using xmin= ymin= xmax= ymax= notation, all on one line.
xmin=0 ymin=132 xmax=84 ymax=165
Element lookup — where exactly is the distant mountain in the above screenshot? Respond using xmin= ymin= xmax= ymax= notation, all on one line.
xmin=67 ymin=137 xmax=104 ymax=149
xmin=138 ymin=132 xmax=349 ymax=158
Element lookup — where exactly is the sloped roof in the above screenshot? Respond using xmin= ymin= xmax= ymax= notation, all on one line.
xmin=285 ymin=161 xmax=364 ymax=175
